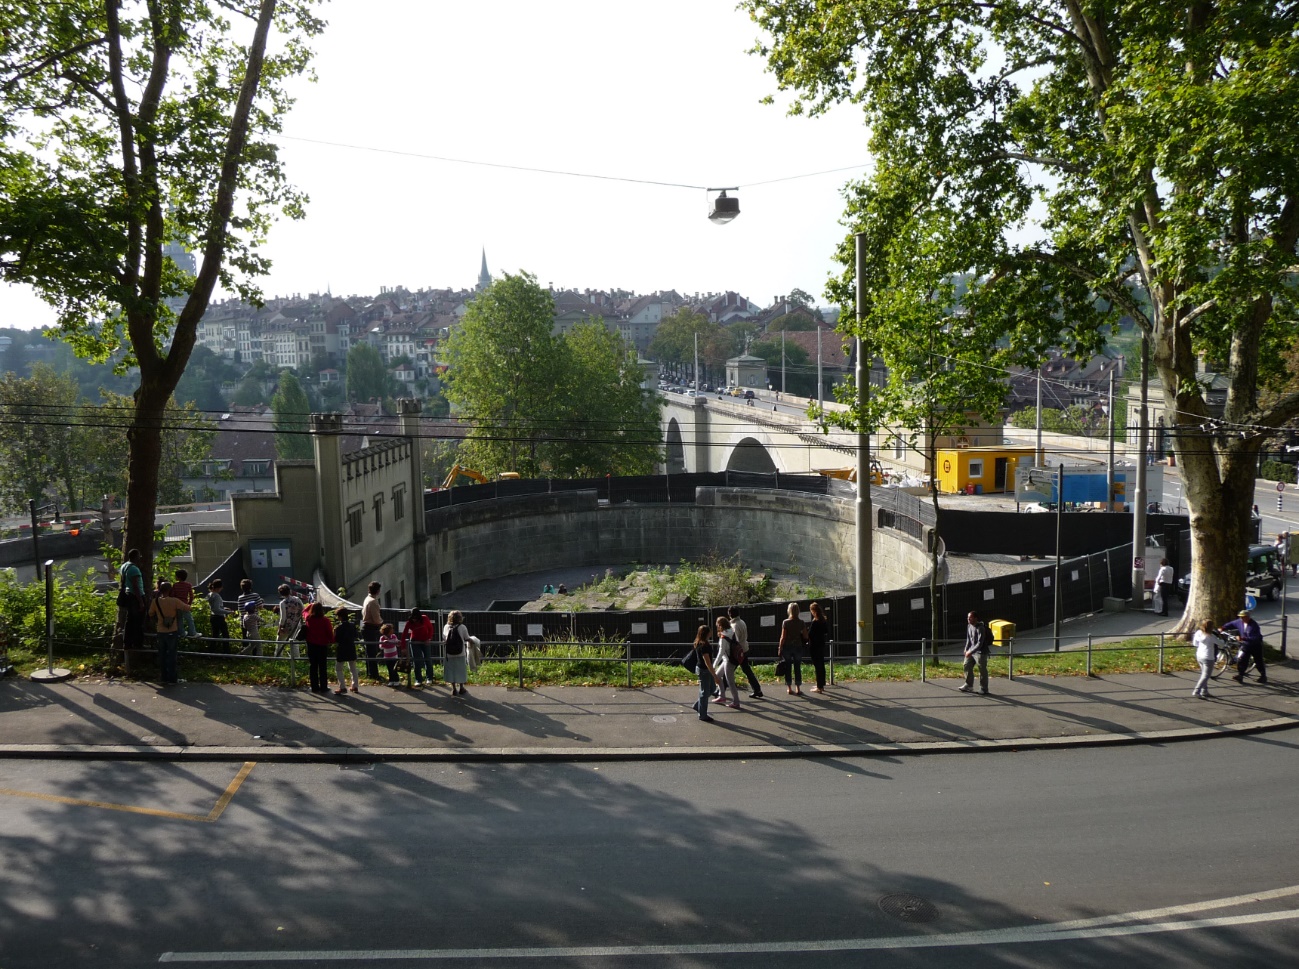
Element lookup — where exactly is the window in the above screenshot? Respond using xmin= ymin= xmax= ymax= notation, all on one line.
xmin=346 ymin=504 xmax=363 ymax=547
xmin=392 ymin=484 xmax=406 ymax=522
xmin=373 ymin=493 xmax=384 ymax=532
xmin=244 ymin=460 xmax=269 ymax=476
xmin=968 ymin=459 xmax=984 ymax=479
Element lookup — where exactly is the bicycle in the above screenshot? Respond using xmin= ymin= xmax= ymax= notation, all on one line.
xmin=1210 ymin=630 xmax=1258 ymax=679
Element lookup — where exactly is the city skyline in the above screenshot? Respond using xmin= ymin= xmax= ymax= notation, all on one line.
xmin=0 ymin=1 xmax=869 ymax=331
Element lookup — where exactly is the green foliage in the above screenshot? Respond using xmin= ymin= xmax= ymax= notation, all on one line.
xmin=0 ymin=566 xmax=115 ymax=656
xmin=749 ymin=337 xmax=815 ymax=396
xmin=1260 ymin=461 xmax=1297 ymax=485
xmin=444 ymin=273 xmax=662 ymax=477
xmin=0 ymin=364 xmax=80 ymax=513
xmin=744 ymin=0 xmax=1299 ymax=625
xmin=271 ymin=372 xmax=313 ymax=460
xmin=345 ymin=343 xmax=392 ymax=404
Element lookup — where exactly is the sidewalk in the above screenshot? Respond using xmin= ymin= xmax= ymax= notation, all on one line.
xmin=2 ymin=609 xmax=1296 ymax=762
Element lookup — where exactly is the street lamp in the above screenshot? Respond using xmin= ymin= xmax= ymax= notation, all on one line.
xmin=1028 ymin=464 xmax=1065 ymax=651
xmin=707 ymin=188 xmax=740 ymax=224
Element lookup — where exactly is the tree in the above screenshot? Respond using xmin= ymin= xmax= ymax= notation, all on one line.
xmin=745 ymin=0 xmax=1299 ymax=630
xmin=0 ymin=0 xmax=324 ymax=584
xmin=786 ymin=288 xmax=816 ymax=309
xmin=442 ymin=273 xmax=563 ymax=477
xmin=345 ymin=343 xmax=390 ymax=404
xmin=649 ymin=309 xmax=720 ymax=373
xmin=0 ymin=365 xmax=81 ymax=512
xmin=271 ymin=372 xmax=312 ymax=459
xmin=552 ymin=322 xmax=662 ymax=477
xmin=749 ymin=337 xmax=814 ymax=396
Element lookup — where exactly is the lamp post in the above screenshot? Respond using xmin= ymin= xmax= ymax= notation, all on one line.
xmin=855 ymin=233 xmax=874 ymax=661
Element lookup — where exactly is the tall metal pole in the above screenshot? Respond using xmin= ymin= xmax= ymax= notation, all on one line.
xmin=1131 ymin=335 xmax=1150 ymax=608
xmin=781 ymin=331 xmax=786 ymax=396
xmin=855 ymin=233 xmax=874 ymax=660
xmin=1106 ymin=369 xmax=1115 ymax=509
xmin=1054 ymin=463 xmax=1064 ymax=652
xmin=817 ymin=326 xmax=824 ymax=414
xmin=1036 ymin=371 xmax=1044 ymax=467
xmin=693 ymin=332 xmax=699 ymax=396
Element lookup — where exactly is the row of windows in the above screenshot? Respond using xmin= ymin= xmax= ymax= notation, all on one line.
xmin=346 ymin=483 xmax=407 ymax=547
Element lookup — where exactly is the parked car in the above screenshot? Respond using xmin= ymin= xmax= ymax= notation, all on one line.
xmin=1177 ymin=544 xmax=1282 ymax=602
xmin=743 ymin=389 xmax=756 ymax=400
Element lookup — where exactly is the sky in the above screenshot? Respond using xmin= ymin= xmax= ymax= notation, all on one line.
xmin=0 ymin=0 xmax=872 ymax=330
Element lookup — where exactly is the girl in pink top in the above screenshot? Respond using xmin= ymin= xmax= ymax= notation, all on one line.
xmin=379 ymin=624 xmax=401 ymax=686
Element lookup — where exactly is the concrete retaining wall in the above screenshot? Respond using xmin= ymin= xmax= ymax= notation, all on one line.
xmin=425 ymin=488 xmax=930 ymax=598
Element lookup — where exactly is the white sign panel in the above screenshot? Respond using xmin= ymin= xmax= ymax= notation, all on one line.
xmin=631 ymin=623 xmax=649 ymax=635
xmin=663 ymin=621 xmax=680 ymax=634
xmin=527 ymin=624 xmax=543 ymax=637
xmin=495 ymin=624 xmax=512 ymax=636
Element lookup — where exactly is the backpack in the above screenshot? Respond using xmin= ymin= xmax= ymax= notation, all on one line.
xmin=978 ymin=622 xmax=994 ymax=651
xmin=445 ymin=624 xmax=465 ymax=656
xmin=681 ymin=646 xmax=699 ymax=674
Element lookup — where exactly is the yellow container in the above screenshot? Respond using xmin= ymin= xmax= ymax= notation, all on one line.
xmin=988 ymin=619 xmax=1016 ymax=647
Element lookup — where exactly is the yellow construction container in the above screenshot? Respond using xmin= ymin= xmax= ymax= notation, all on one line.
xmin=934 ymin=446 xmax=1037 ymax=495
xmin=988 ymin=619 xmax=1016 ymax=647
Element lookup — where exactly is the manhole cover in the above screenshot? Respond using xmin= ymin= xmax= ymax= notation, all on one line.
xmin=878 ymin=893 xmax=938 ymax=923
xmin=652 ymin=715 xmax=678 ymax=724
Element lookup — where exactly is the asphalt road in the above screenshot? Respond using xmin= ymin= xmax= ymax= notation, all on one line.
xmin=3 ymin=731 xmax=1298 ymax=968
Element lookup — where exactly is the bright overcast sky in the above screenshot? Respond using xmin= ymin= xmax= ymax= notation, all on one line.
xmin=1 ymin=0 xmax=871 ymax=331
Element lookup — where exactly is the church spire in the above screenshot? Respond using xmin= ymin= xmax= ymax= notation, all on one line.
xmin=477 ymin=248 xmax=491 ymax=291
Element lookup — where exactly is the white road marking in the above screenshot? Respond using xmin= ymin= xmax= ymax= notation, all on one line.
xmin=160 ymin=885 xmax=1299 ymax=962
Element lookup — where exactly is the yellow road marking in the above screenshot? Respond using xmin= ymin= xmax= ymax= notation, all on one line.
xmin=0 ymin=761 xmax=256 ymax=823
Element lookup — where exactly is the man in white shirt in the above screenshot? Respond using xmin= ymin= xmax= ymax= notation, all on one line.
xmin=727 ymin=605 xmax=764 ymax=699
xmin=1155 ymin=558 xmax=1175 ymax=617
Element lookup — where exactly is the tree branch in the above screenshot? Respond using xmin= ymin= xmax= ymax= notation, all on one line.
xmin=0 ymin=35 xmax=107 ymax=95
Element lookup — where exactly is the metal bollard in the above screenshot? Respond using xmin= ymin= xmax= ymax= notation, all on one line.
xmin=1158 ymin=631 xmax=1164 ymax=674
xmin=289 ymin=652 xmax=297 ymax=688
xmin=1086 ymin=633 xmax=1093 ymax=676
xmin=1008 ymin=636 xmax=1015 ymax=680
xmin=920 ymin=639 xmax=927 ymax=682
xmin=517 ymin=641 xmax=525 ymax=689
xmin=626 ymin=640 xmax=633 ymax=689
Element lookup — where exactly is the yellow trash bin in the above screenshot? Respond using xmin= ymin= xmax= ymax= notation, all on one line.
xmin=988 ymin=620 xmax=1016 ymax=648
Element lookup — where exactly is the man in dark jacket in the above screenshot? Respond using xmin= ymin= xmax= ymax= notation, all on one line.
xmin=1222 ymin=609 xmax=1267 ymax=685
xmin=960 ymin=611 xmax=992 ymax=695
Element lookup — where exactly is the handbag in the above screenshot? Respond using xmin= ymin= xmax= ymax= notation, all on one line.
xmin=775 ymin=658 xmax=790 ymax=678
xmin=681 ymin=647 xmax=698 ymax=674
xmin=468 ymin=636 xmax=483 ymax=672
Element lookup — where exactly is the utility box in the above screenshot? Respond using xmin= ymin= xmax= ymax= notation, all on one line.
xmin=988 ymin=619 xmax=1016 ymax=647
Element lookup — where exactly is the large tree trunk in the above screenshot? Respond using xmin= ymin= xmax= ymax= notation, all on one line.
xmin=123 ymin=376 xmax=176 ymax=590
xmin=1168 ymin=410 xmax=1257 ymax=636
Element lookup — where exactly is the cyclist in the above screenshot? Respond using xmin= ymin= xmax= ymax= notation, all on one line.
xmin=1219 ymin=608 xmax=1267 ymax=685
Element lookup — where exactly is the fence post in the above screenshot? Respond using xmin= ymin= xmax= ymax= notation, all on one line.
xmin=921 ymin=638 xmax=927 ymax=682
xmin=829 ymin=638 xmax=835 ymax=686
xmin=517 ymin=640 xmax=524 ymax=689
xmin=1008 ymin=635 xmax=1014 ymax=681
xmin=288 ymin=652 xmax=297 ymax=688
xmin=1086 ymin=633 xmax=1093 ymax=676
xmin=626 ymin=639 xmax=633 ymax=689
xmin=1158 ymin=631 xmax=1164 ymax=674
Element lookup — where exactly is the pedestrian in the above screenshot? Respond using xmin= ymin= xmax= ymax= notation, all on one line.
xmin=148 ymin=580 xmax=191 ymax=686
xmin=302 ymin=601 xmax=334 ymax=694
xmin=378 ymin=623 xmax=402 ymax=686
xmin=333 ymin=607 xmax=360 ymax=694
xmin=206 ymin=579 xmax=229 ymax=647
xmin=236 ymin=579 xmax=265 ymax=654
xmin=275 ymin=584 xmax=305 ymax=660
xmin=960 ymin=610 xmax=992 ymax=694
xmin=1154 ymin=558 xmax=1175 ymax=617
xmin=1191 ymin=618 xmax=1221 ymax=699
xmin=727 ymin=605 xmax=763 ymax=699
xmin=117 ymin=548 xmax=146 ymax=654
xmin=778 ymin=601 xmax=807 ymax=696
xmin=403 ymin=607 xmax=436 ymax=687
xmin=442 ymin=610 xmax=470 ymax=697
xmin=1221 ymin=608 xmax=1267 ymax=685
xmin=689 ymin=624 xmax=717 ymax=723
xmin=712 ymin=616 xmax=742 ymax=709
xmin=361 ymin=581 xmax=383 ymax=680
xmin=807 ymin=601 xmax=830 ymax=693
xmin=172 ymin=569 xmax=199 ymax=642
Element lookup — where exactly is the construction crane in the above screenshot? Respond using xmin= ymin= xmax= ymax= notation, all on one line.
xmin=439 ymin=465 xmax=521 ymax=490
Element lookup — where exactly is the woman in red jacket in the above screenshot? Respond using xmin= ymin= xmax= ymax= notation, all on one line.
xmin=402 ymin=608 xmax=437 ymax=687
xmin=302 ymin=602 xmax=335 ymax=694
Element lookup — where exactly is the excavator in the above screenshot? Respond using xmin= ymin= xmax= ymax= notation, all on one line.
xmin=440 ymin=464 xmax=520 ymax=489
xmin=815 ymin=461 xmax=885 ymax=487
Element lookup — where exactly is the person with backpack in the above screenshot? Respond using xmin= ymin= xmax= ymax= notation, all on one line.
xmin=333 ymin=607 xmax=360 ymax=694
xmin=688 ymin=624 xmax=718 ymax=723
xmin=275 ymin=584 xmax=305 ymax=660
xmin=960 ymin=610 xmax=993 ymax=695
xmin=442 ymin=609 xmax=471 ymax=697
xmin=236 ymin=579 xmax=265 ymax=655
xmin=148 ymin=581 xmax=191 ymax=686
xmin=712 ymin=616 xmax=742 ymax=710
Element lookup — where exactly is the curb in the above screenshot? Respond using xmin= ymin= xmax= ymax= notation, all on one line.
xmin=2 ymin=715 xmax=1296 ymax=763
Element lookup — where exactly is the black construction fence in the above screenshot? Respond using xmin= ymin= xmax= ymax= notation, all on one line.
xmin=375 ymin=542 xmax=1134 ymax=662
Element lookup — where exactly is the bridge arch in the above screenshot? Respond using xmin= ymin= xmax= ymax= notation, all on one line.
xmin=665 ymin=418 xmax=686 ymax=474
xmin=724 ymin=435 xmax=780 ymax=473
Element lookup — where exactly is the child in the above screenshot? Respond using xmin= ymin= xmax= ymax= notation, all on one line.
xmin=171 ymin=569 xmax=199 ymax=641
xmin=379 ymin=623 xmax=401 ymax=687
xmin=207 ymin=579 xmax=229 ymax=646
xmin=237 ymin=579 xmax=264 ymax=655
xmin=333 ymin=608 xmax=360 ymax=694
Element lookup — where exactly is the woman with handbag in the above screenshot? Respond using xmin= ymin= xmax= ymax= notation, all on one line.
xmin=688 ymin=625 xmax=718 ymax=723
xmin=807 ymin=601 xmax=830 ymax=693
xmin=778 ymin=602 xmax=807 ymax=696
xmin=148 ymin=581 xmax=190 ymax=686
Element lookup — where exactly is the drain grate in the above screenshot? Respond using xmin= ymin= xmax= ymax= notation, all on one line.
xmin=878 ymin=893 xmax=938 ymax=923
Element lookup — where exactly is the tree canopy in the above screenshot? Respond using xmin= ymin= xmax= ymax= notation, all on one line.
xmin=271 ymin=371 xmax=312 ymax=459
xmin=443 ymin=272 xmax=662 ymax=478
xmin=0 ymin=0 xmax=324 ymax=581
xmin=744 ymin=0 xmax=1299 ymax=627
xmin=345 ymin=343 xmax=391 ymax=404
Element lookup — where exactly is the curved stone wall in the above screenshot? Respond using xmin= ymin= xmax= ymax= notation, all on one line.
xmin=424 ymin=488 xmax=932 ymax=599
